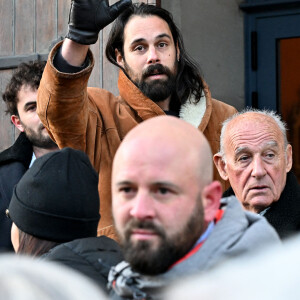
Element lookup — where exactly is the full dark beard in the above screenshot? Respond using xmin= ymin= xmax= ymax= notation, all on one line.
xmin=22 ymin=123 xmax=57 ymax=149
xmin=126 ymin=63 xmax=177 ymax=103
xmin=121 ymin=197 xmax=204 ymax=275
xmin=139 ymin=78 xmax=175 ymax=103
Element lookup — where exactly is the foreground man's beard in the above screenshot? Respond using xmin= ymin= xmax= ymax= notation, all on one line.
xmin=120 ymin=198 xmax=204 ymax=275
xmin=125 ymin=63 xmax=177 ymax=103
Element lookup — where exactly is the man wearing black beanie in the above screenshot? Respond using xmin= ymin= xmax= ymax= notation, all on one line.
xmin=6 ymin=147 xmax=123 ymax=292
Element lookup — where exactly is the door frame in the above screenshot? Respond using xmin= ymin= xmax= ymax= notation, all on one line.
xmin=240 ymin=0 xmax=300 ymax=109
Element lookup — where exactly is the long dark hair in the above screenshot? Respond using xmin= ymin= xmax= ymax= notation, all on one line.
xmin=17 ymin=229 xmax=59 ymax=257
xmin=105 ymin=3 xmax=204 ymax=113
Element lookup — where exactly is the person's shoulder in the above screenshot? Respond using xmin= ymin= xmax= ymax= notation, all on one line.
xmin=0 ymin=133 xmax=32 ymax=167
xmin=204 ymin=98 xmax=237 ymax=132
xmin=87 ymin=87 xmax=117 ymax=99
xmin=42 ymin=237 xmax=124 ymax=290
xmin=211 ymin=98 xmax=237 ymax=115
xmin=286 ymin=171 xmax=300 ymax=193
xmin=43 ymin=236 xmax=123 ymax=264
xmin=87 ymin=87 xmax=126 ymax=107
xmin=87 ymin=87 xmax=135 ymax=120
xmin=221 ymin=196 xmax=280 ymax=243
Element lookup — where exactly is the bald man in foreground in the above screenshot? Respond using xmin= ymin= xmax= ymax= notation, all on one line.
xmin=107 ymin=116 xmax=280 ymax=300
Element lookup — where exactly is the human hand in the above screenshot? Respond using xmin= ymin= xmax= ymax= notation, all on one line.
xmin=66 ymin=0 xmax=132 ymax=45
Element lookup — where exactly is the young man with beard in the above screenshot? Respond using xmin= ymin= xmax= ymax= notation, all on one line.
xmin=0 ymin=61 xmax=58 ymax=252
xmin=37 ymin=2 xmax=237 ymax=240
xmin=107 ymin=116 xmax=280 ymax=299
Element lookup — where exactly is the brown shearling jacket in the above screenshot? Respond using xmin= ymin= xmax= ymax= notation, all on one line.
xmin=37 ymin=42 xmax=237 ymax=240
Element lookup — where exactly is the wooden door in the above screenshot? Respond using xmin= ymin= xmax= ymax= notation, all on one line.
xmin=0 ymin=0 xmax=161 ymax=151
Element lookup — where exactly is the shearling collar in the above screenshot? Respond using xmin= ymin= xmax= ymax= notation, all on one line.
xmin=179 ymin=92 xmax=207 ymax=129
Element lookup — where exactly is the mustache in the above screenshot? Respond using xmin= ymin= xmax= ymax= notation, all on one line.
xmin=142 ymin=64 xmax=172 ymax=79
xmin=124 ymin=219 xmax=165 ymax=239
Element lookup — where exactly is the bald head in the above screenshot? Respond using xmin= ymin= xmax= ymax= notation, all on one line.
xmin=214 ymin=109 xmax=292 ymax=213
xmin=111 ymin=116 xmax=222 ymax=275
xmin=113 ymin=116 xmax=213 ymax=186
xmin=219 ymin=110 xmax=289 ymax=161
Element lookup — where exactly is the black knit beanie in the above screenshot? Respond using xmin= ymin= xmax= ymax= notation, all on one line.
xmin=8 ymin=147 xmax=100 ymax=242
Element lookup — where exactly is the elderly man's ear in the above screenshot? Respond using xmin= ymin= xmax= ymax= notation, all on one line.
xmin=213 ymin=154 xmax=229 ymax=181
xmin=285 ymin=144 xmax=293 ymax=172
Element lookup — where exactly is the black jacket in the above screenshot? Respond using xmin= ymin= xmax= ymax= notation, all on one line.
xmin=223 ymin=171 xmax=300 ymax=239
xmin=42 ymin=236 xmax=124 ymax=292
xmin=0 ymin=133 xmax=32 ymax=252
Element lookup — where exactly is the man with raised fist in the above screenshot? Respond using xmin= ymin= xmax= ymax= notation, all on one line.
xmin=37 ymin=1 xmax=237 ymax=240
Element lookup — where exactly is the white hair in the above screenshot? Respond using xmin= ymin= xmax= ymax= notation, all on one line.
xmin=218 ymin=108 xmax=289 ymax=162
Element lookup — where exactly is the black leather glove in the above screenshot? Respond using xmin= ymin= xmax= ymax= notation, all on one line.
xmin=66 ymin=0 xmax=132 ymax=45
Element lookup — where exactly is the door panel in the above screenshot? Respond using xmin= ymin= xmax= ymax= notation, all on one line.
xmin=256 ymin=13 xmax=300 ymax=110
xmin=255 ymin=12 xmax=300 ymax=181
xmin=279 ymin=37 xmax=300 ymax=181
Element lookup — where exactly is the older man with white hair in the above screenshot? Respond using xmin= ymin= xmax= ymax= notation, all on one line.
xmin=214 ymin=109 xmax=300 ymax=239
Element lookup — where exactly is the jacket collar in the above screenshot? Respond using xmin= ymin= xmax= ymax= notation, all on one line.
xmin=0 ymin=132 xmax=32 ymax=167
xmin=118 ymin=70 xmax=164 ymax=121
xmin=179 ymin=89 xmax=211 ymax=130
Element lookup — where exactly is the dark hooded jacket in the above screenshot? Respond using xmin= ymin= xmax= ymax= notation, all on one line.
xmin=42 ymin=236 xmax=124 ymax=292
xmin=0 ymin=133 xmax=32 ymax=252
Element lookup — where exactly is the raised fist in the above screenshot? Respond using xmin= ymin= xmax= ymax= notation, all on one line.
xmin=66 ymin=0 xmax=132 ymax=45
